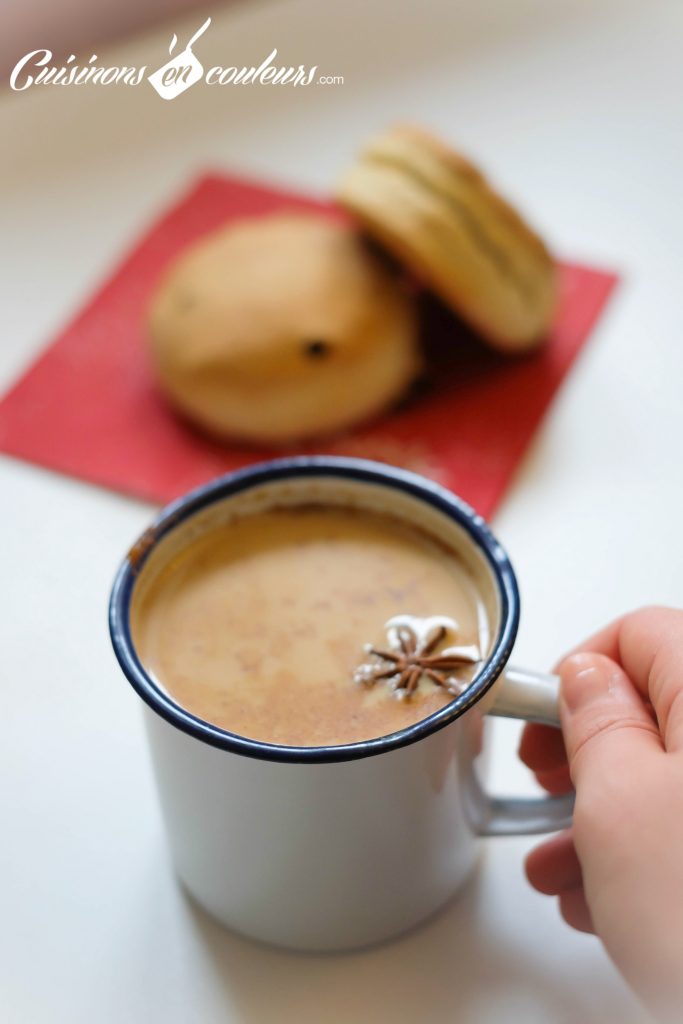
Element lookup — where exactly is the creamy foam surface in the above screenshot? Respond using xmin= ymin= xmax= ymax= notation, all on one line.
xmin=131 ymin=506 xmax=489 ymax=747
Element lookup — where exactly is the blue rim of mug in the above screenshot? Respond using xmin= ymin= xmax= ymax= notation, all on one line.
xmin=109 ymin=457 xmax=520 ymax=764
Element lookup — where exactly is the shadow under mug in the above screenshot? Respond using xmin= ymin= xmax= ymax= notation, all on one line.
xmin=109 ymin=457 xmax=574 ymax=952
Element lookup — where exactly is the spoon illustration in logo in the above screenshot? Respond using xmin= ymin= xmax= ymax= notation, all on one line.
xmin=148 ymin=17 xmax=211 ymax=100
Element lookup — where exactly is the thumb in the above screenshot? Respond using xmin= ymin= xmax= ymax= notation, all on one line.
xmin=559 ymin=652 xmax=663 ymax=786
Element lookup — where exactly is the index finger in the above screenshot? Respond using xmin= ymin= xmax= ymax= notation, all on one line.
xmin=519 ymin=721 xmax=567 ymax=772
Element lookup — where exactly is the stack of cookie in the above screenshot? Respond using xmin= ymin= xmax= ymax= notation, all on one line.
xmin=148 ymin=125 xmax=557 ymax=446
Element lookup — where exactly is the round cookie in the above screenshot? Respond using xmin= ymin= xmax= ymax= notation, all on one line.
xmin=148 ymin=213 xmax=420 ymax=446
xmin=336 ymin=125 xmax=557 ymax=352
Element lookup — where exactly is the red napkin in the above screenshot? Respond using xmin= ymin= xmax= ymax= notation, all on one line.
xmin=0 ymin=173 xmax=617 ymax=518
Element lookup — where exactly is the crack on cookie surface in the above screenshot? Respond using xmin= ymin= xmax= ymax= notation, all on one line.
xmin=365 ymin=153 xmax=540 ymax=307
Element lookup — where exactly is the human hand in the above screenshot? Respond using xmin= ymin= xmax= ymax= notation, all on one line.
xmin=520 ymin=607 xmax=683 ymax=1021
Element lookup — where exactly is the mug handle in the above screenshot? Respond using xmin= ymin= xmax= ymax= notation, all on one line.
xmin=476 ymin=666 xmax=575 ymax=837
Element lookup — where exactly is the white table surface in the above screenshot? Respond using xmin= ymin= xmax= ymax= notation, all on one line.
xmin=3 ymin=1 xmax=682 ymax=1020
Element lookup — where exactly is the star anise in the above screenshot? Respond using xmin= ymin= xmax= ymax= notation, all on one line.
xmin=353 ymin=615 xmax=480 ymax=700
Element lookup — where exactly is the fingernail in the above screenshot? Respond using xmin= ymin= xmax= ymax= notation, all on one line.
xmin=559 ymin=652 xmax=612 ymax=713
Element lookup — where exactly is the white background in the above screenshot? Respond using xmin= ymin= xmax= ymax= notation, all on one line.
xmin=2 ymin=1 xmax=682 ymax=1021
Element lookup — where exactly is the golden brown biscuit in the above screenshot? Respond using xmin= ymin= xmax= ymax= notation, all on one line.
xmin=336 ymin=125 xmax=557 ymax=352
xmin=148 ymin=213 xmax=420 ymax=445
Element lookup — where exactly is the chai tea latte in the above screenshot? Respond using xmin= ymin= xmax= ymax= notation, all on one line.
xmin=131 ymin=505 xmax=490 ymax=746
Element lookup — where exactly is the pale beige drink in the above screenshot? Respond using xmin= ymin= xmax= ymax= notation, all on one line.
xmin=131 ymin=506 xmax=488 ymax=747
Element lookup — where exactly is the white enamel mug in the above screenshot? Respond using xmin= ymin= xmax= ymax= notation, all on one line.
xmin=109 ymin=457 xmax=573 ymax=952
